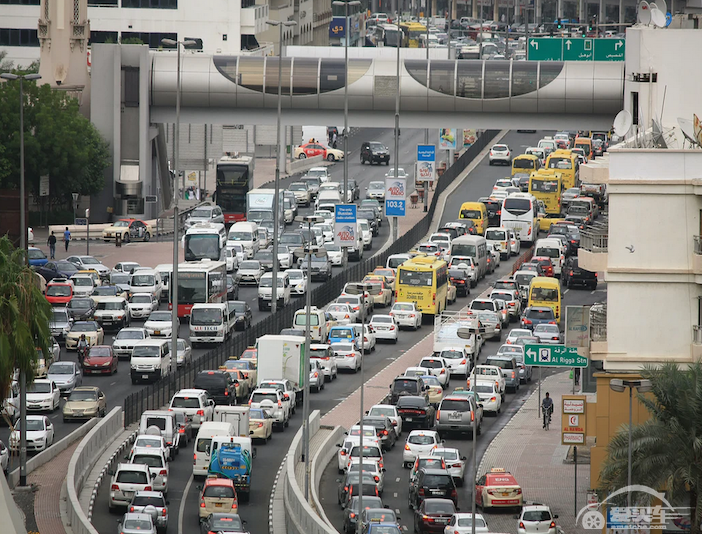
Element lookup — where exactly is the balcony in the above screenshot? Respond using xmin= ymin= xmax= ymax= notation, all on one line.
xmin=578 ymin=229 xmax=608 ymax=273
xmin=693 ymin=236 xmax=702 ymax=276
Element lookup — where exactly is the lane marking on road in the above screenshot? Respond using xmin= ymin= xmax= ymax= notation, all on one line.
xmin=396 ymin=477 xmax=401 ymax=482
xmin=563 ymin=289 xmax=569 ymax=295
xmin=178 ymin=473 xmax=194 ymax=534
xmin=394 ymin=492 xmax=398 ymax=498
xmin=110 ymin=381 xmax=117 ymax=386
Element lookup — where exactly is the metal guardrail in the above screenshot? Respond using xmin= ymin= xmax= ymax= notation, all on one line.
xmin=122 ymin=130 xmax=500 ymax=426
xmin=694 ymin=236 xmax=702 ymax=255
xmin=580 ymin=229 xmax=608 ymax=253
xmin=590 ymin=303 xmax=607 ymax=342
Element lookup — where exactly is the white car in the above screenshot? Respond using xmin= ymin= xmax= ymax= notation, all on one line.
xmin=112 ymin=327 xmax=150 ymax=359
xmin=326 ymin=303 xmax=358 ymax=324
xmin=505 ymin=328 xmax=532 ymax=344
xmin=70 ymin=274 xmax=96 ymax=297
xmin=488 ymin=143 xmax=512 ymax=165
xmin=287 ymin=269 xmax=308 ymax=295
xmin=337 ymin=434 xmax=377 ymax=474
xmin=385 ymin=167 xmax=407 ymax=179
xmin=144 ymin=310 xmax=178 ymax=338
xmin=444 ymin=513 xmax=491 ymax=534
xmin=128 ymin=293 xmax=159 ymax=319
xmin=26 ymin=379 xmax=61 ymax=412
xmin=249 ymin=388 xmax=288 ymax=429
xmin=369 ymin=315 xmax=399 ymax=343
xmin=326 ymin=244 xmax=345 ymax=267
xmin=9 ymin=415 xmax=54 ymax=453
xmin=533 ymin=323 xmax=562 ymax=344
xmin=237 ymin=260 xmax=265 ymax=286
xmin=359 ymin=220 xmax=373 ymax=250
xmin=429 ymin=233 xmax=452 ymax=256
xmin=349 ymin=323 xmax=375 ymax=354
xmin=223 ymin=246 xmax=240 ymax=272
xmin=402 ymin=430 xmax=441 ymax=467
xmin=310 ymin=344 xmax=338 ymax=381
xmin=507 ymin=229 xmax=519 ymax=255
xmin=309 ymin=360 xmax=325 ymax=392
xmin=489 ymin=289 xmax=521 ymax=321
xmin=418 ymin=356 xmax=450 ymax=388
xmin=449 ymin=256 xmax=478 ymax=287
xmin=128 ymin=446 xmax=169 ymax=494
xmin=313 ymin=210 xmax=334 ymax=226
xmin=258 ymin=379 xmax=297 ymax=414
xmin=416 ymin=242 xmax=442 ymax=257
xmin=432 ymin=447 xmax=466 ymax=486
xmin=346 ymin=442 xmax=384 ymax=472
xmin=437 ymin=347 xmax=471 ymax=378
xmin=472 ymin=381 xmax=502 ymax=415
xmin=315 ymin=223 xmax=334 ymax=243
xmin=332 ymin=342 xmax=362 ymax=372
xmin=277 ymin=245 xmax=294 ymax=269
xmin=228 ymin=243 xmax=246 ymax=264
xmin=367 ymin=404 xmax=403 ymax=437
xmin=336 ymin=295 xmax=365 ymax=318
xmin=517 ymin=504 xmax=559 ymax=534
xmin=389 ymin=302 xmax=422 ymax=330
xmin=489 ymin=243 xmax=501 ymax=268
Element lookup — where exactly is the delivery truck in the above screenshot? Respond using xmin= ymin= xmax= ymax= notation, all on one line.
xmin=212 ymin=406 xmax=251 ymax=438
xmin=255 ymin=335 xmax=305 ymax=399
xmin=433 ymin=310 xmax=482 ymax=361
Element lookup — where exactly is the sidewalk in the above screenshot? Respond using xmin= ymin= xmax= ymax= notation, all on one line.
xmin=476 ymin=371 xmax=590 ymax=533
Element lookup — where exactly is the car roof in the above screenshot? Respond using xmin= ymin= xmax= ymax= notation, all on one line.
xmin=420 ymin=468 xmax=452 ymax=476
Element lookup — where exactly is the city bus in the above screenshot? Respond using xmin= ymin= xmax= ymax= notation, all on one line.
xmin=373 ymin=23 xmax=400 ymax=46
xmin=215 ymin=154 xmax=255 ymax=224
xmin=528 ymin=171 xmax=563 ymax=216
xmin=396 ymin=256 xmax=448 ymax=317
xmin=170 ymin=260 xmax=227 ymax=317
xmin=544 ymin=149 xmax=579 ymax=189
xmin=499 ymin=193 xmax=539 ymax=245
xmin=400 ymin=22 xmax=427 ymax=47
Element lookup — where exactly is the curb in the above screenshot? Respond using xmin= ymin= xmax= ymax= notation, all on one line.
xmin=268 ymin=454 xmax=288 ymax=534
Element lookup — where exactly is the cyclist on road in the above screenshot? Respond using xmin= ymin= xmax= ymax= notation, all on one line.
xmin=542 ymin=392 xmax=554 ymax=429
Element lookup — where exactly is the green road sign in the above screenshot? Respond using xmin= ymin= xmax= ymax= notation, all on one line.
xmin=524 ymin=344 xmax=588 ymax=367
xmin=527 ymin=37 xmax=625 ymax=61
xmin=594 ymin=38 xmax=625 ymax=61
xmin=527 ymin=38 xmax=562 ymax=61
xmin=563 ymin=38 xmax=593 ymax=61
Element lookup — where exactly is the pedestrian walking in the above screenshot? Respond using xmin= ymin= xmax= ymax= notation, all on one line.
xmin=63 ymin=226 xmax=71 ymax=252
xmin=47 ymin=231 xmax=57 ymax=259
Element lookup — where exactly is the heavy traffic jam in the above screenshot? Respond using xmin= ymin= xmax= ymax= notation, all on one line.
xmin=14 ymin=129 xmax=608 ymax=534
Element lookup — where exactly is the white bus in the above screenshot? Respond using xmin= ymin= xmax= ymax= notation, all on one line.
xmin=500 ymin=193 xmax=539 ymax=245
xmin=449 ymin=235 xmax=488 ymax=280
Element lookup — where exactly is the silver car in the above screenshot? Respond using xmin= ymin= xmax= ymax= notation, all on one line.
xmin=533 ymin=323 xmax=562 ymax=344
xmin=184 ymin=205 xmax=224 ymax=229
xmin=488 ymin=143 xmax=512 ymax=165
xmin=176 ymin=338 xmax=192 ymax=367
xmin=128 ymin=491 xmax=168 ymax=533
xmin=237 ymin=260 xmax=265 ymax=285
xmin=118 ymin=512 xmax=157 ymax=534
xmin=46 ymin=361 xmax=82 ymax=395
xmin=50 ymin=307 xmax=73 ymax=341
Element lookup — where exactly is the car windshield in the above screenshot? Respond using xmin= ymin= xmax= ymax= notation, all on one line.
xmin=333 ymin=343 xmax=355 ymax=352
xmin=535 ymin=324 xmax=560 ymax=334
xmin=171 ymin=397 xmax=200 ymax=409
xmin=423 ymin=376 xmax=441 ymax=387
xmin=132 ymin=495 xmax=165 ymax=507
xmin=49 ymin=362 xmax=74 ymax=375
xmin=69 ymin=299 xmax=92 ymax=308
xmin=210 ymin=516 xmax=243 ymax=530
xmin=369 ymin=407 xmax=394 ymax=417
xmin=514 ymin=273 xmax=536 ymax=286
xmin=72 ymin=277 xmax=92 ymax=286
xmin=191 ymin=308 xmax=223 ymax=325
xmin=111 ymin=274 xmax=131 ymax=285
xmin=89 ymin=346 xmax=111 ymax=357
xmin=393 ymin=303 xmax=414 ymax=311
xmin=68 ymin=390 xmax=98 ymax=401
xmin=240 ymin=261 xmax=259 ymax=270
xmin=116 ymin=330 xmax=145 ymax=340
xmin=457 ymin=517 xmax=486 ymax=527
xmin=93 ymin=287 xmax=117 ymax=296
xmin=393 ymin=380 xmax=418 ymax=393
xmin=98 ymin=302 xmax=123 ymax=310
xmin=131 ymin=295 xmax=152 ymax=304
xmin=47 ymin=286 xmax=71 ymax=297
xmin=28 ymin=382 xmax=51 ymax=393
xmin=148 ymin=312 xmax=171 ymax=322
xmin=408 ymin=435 xmax=435 ymax=445
xmin=372 ymin=316 xmax=392 ymax=324
xmin=132 ymin=346 xmax=160 ymax=358
xmin=71 ymin=323 xmax=97 ymax=332
xmin=134 ymin=437 xmax=162 ymax=448
xmin=331 ymin=328 xmax=354 ymax=339
xmin=485 ymin=229 xmax=507 ymax=240
xmin=523 ymin=510 xmax=552 ymax=521
xmin=123 ymin=519 xmax=152 ymax=530
xmin=132 ymin=454 xmax=164 ymax=467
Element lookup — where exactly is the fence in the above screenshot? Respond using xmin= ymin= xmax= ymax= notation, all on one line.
xmin=580 ymin=229 xmax=609 ymax=253
xmin=123 ymin=130 xmax=500 ymax=426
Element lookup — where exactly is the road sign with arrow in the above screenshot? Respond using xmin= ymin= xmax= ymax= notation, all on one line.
xmin=526 ymin=37 xmax=624 ymax=61
xmin=524 ymin=344 xmax=588 ymax=367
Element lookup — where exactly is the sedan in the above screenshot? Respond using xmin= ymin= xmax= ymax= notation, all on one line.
xmin=369 ymin=315 xmax=398 ymax=343
xmin=26 ymin=379 xmax=61 ymax=412
xmin=343 ymin=496 xmax=383 ymax=534
xmin=533 ymin=323 xmax=562 ymax=344
xmin=176 ymin=338 xmax=192 ymax=367
xmin=295 ymin=142 xmax=345 ymax=162
xmin=47 ymin=361 xmax=82 ymax=395
xmin=65 ymin=321 xmax=104 ymax=349
xmin=249 ymin=407 xmax=274 ymax=442
xmin=287 ymin=269 xmax=308 ymax=295
xmin=366 ymin=181 xmax=386 ymax=202
xmin=66 ymin=297 xmax=97 ymax=321
xmin=128 ymin=293 xmax=158 ymax=319
xmin=414 ymin=498 xmax=456 ymax=534
xmin=288 ymin=182 xmax=311 ymax=206
xmin=66 ymin=255 xmax=111 ymax=280
xmin=199 ymin=513 xmax=248 ymax=534
xmin=402 ymin=430 xmax=441 ymax=467
xmin=237 ymin=260 xmax=265 ymax=286
xmin=9 ymin=415 xmax=54 ymax=452
xmin=62 ymin=385 xmax=107 ymax=421
xmin=418 ymin=357 xmax=450 ymax=388
xmin=118 ymin=513 xmax=157 ymax=534
xmin=144 ymin=311 xmax=179 ymax=338
xmin=488 ymin=144 xmax=511 ymax=165
xmin=36 ymin=260 xmax=79 ymax=282
xmin=327 ymin=303 xmax=358 ymax=324
xmin=432 ymin=447 xmax=466 ymax=486
xmin=27 ymin=247 xmax=48 ymax=267
xmin=444 ymin=513 xmax=491 ymax=534
xmin=389 ymin=302 xmax=422 ymax=330
xmin=332 ymin=342 xmax=362 ymax=373
xmin=82 ymin=345 xmax=118 ymax=375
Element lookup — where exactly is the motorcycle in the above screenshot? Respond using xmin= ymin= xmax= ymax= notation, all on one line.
xmin=77 ymin=345 xmax=88 ymax=366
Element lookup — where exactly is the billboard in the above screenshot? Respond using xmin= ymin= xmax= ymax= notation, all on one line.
xmin=334 ymin=204 xmax=357 ymax=246
xmin=439 ymin=128 xmax=459 ymax=150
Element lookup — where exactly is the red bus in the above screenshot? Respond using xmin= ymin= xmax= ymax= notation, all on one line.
xmin=215 ymin=154 xmax=255 ymax=224
xmin=170 ymin=260 xmax=227 ymax=317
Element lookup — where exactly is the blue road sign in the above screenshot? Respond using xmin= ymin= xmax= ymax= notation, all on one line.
xmin=330 ymin=17 xmax=346 ymax=39
xmin=385 ymin=199 xmax=406 ymax=217
xmin=334 ymin=204 xmax=357 ymax=247
xmin=417 ymin=145 xmax=436 ymax=162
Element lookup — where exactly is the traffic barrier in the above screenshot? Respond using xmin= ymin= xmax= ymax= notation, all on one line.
xmin=310 ymin=425 xmax=345 ymax=530
xmin=286 ymin=155 xmax=326 ymax=176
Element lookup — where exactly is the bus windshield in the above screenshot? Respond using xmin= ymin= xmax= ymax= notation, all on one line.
xmin=503 ymin=198 xmax=531 ymax=215
xmin=184 ymin=234 xmax=221 ymax=262
xmin=399 ymin=270 xmax=433 ymax=287
xmin=531 ymin=180 xmax=560 ymax=193
xmin=177 ymin=273 xmax=206 ymax=304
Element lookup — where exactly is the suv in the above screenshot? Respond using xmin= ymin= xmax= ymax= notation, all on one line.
xmin=93 ymin=296 xmax=131 ymax=330
xmin=193 ymin=370 xmax=237 ymax=406
xmin=396 ymin=396 xmax=435 ymax=429
xmin=50 ymin=307 xmax=73 ymax=341
xmin=168 ymin=389 xmax=215 ymax=428
xmin=360 ymin=141 xmax=390 ymax=165
xmin=484 ymin=356 xmax=520 ymax=392
xmin=436 ymin=395 xmax=482 ymax=436
xmin=409 ymin=468 xmax=458 ymax=509
xmin=521 ymin=306 xmax=557 ymax=330
xmin=184 ymin=204 xmax=224 ymax=230
xmin=562 ymin=256 xmax=597 ymax=290
xmin=389 ymin=376 xmax=426 ymax=404
xmin=108 ymin=463 xmax=153 ymax=511
xmin=128 ymin=491 xmax=169 ymax=533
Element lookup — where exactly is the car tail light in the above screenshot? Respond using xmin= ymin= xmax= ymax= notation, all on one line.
xmin=405 ymin=444 xmax=410 ymax=450
xmin=523 ymin=319 xmax=532 ymax=325
xmin=353 ymin=306 xmax=359 ymax=311
xmin=159 ymin=469 xmax=167 ymax=475
xmin=520 ymin=522 xmax=525 ymax=529
xmin=495 ymin=381 xmax=499 ymax=388
xmin=193 ymin=454 xmax=197 ymax=464
xmin=511 ymin=371 xmax=516 ymax=379
xmin=390 ymin=325 xmax=396 ymax=330
xmin=200 ymin=501 xmax=206 ymax=508
xmin=391 ymin=420 xmax=397 ymax=426
xmin=409 ymin=313 xmax=415 ymax=318
xmin=248 ymin=400 xmax=252 ymax=406
xmin=516 ymin=488 xmax=522 ymax=494
xmin=349 ymin=513 xmax=356 ymax=519
xmin=340 ymin=450 xmax=346 ymax=456
xmin=460 ymin=359 xmax=466 ymax=365
xmin=111 ymin=484 xmax=119 ymax=491
xmin=436 ymin=410 xmax=441 ymax=420
xmin=196 ymin=409 xmax=204 ymax=416
xmin=256 ymin=422 xmax=264 ymax=428
xmin=374 ymin=475 xmax=380 ymax=482
xmin=224 ymin=391 xmax=229 ymax=396
xmin=549 ymin=320 xmax=556 ymax=325
xmin=490 ymin=396 xmax=497 ymax=402
xmin=552 ymin=336 xmax=559 ymax=340
xmin=418 ymin=488 xmax=425 ymax=496
xmin=162 ymin=508 xmax=167 ymax=516
xmin=440 ymin=368 xmax=445 ymax=374
xmin=232 ymin=502 xmax=237 ymax=509
xmin=432 ymin=293 xmax=436 ymax=303
xmin=144 ymin=486 xmax=152 ymax=491
xmin=178 ymin=428 xmax=185 ymax=434
xmin=278 ymin=400 xmax=283 ymax=407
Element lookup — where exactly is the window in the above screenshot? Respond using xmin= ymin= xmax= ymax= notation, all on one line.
xmin=483 ymin=61 xmax=510 ymax=99
xmin=429 ymin=61 xmax=454 ymax=96
xmin=399 ymin=270 xmax=433 ymax=287
xmin=539 ymin=62 xmax=563 ymax=89
xmin=0 ymin=0 xmax=39 ymax=4
xmin=405 ymin=59 xmax=428 ymax=87
xmin=88 ymin=0 xmax=117 ymax=5
xmin=0 ymin=28 xmax=39 ymax=47
xmin=122 ymin=0 xmax=176 ymax=7
xmin=121 ymin=32 xmax=177 ymax=47
xmin=512 ymin=61 xmax=537 ymax=96
xmin=456 ymin=61 xmax=482 ymax=98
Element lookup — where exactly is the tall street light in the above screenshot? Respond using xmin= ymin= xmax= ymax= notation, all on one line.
xmin=609 ymin=378 xmax=653 ymax=509
xmin=1 ymin=72 xmax=41 ymax=263
xmin=162 ymin=38 xmax=196 ymax=375
xmin=392 ymin=15 xmax=402 ymax=243
xmin=295 ymin=214 xmax=322 ymax=501
xmin=266 ymin=19 xmax=297 ymax=314
xmin=2 ymin=71 xmax=41 ymax=488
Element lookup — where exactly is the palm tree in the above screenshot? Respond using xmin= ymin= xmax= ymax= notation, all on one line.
xmin=0 ymin=236 xmax=52 ymax=413
xmin=598 ymin=362 xmax=702 ymax=534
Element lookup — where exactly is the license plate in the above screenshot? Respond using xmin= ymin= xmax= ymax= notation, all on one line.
xmin=215 ymin=503 xmax=223 ymax=508
xmin=437 ymin=518 xmax=448 ymax=524
xmin=502 ymin=492 xmax=510 ymax=496
xmin=154 ymin=331 xmax=160 ymax=335
xmin=405 ymin=417 xmax=413 ymax=422
xmin=124 ymin=491 xmax=134 ymax=498
xmin=431 ymin=489 xmax=443 ymax=495
xmin=448 ymin=413 xmax=462 ymax=421
xmin=142 ymin=375 xmax=149 ymax=379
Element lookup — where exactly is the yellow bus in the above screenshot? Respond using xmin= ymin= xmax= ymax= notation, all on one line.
xmin=528 ymin=171 xmax=563 ymax=215
xmin=396 ymin=256 xmax=448 ymax=316
xmin=527 ymin=276 xmax=562 ymax=322
xmin=400 ymin=22 xmax=427 ymax=48
xmin=544 ymin=149 xmax=579 ymax=189
xmin=511 ymin=154 xmax=540 ymax=177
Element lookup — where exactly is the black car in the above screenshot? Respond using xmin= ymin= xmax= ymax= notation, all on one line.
xmin=448 ymin=268 xmax=470 ymax=297
xmin=478 ymin=198 xmax=501 ymax=226
xmin=360 ymin=416 xmax=397 ymax=451
xmin=413 ymin=498 xmax=456 ymax=534
xmin=66 ymin=297 xmax=97 ymax=320
xmin=396 ymin=396 xmax=435 ymax=429
xmin=409 ymin=469 xmax=458 ymax=509
xmin=562 ymin=257 xmax=597 ymax=290
xmin=192 ymin=370 xmax=237 ymax=405
xmin=226 ymin=274 xmax=240 ymax=301
xmin=337 ymin=470 xmax=379 ymax=507
xmin=200 ymin=513 xmax=247 ymax=534
xmin=35 ymin=260 xmax=79 ymax=282
xmin=357 ymin=210 xmax=379 ymax=236
xmin=389 ymin=376 xmax=426 ymax=405
xmin=253 ymin=249 xmax=277 ymax=272
xmin=229 ymin=300 xmax=252 ymax=330
xmin=343 ymin=496 xmax=383 ymax=534
xmin=548 ymin=226 xmax=580 ymax=255
xmin=437 ymin=227 xmax=459 ymax=240
xmin=360 ymin=141 xmax=390 ymax=165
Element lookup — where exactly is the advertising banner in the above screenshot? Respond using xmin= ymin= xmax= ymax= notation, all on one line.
xmin=334 ymin=204 xmax=357 ymax=246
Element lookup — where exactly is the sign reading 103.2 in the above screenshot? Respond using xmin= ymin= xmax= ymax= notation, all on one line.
xmin=524 ymin=344 xmax=588 ymax=367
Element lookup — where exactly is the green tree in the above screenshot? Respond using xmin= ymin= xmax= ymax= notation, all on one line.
xmin=0 ymin=79 xmax=110 ymax=211
xmin=0 ymin=236 xmax=52 ymax=410
xmin=598 ymin=363 xmax=702 ymax=533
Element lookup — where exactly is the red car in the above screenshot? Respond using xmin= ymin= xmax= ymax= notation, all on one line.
xmin=46 ymin=280 xmax=73 ymax=306
xmin=82 ymin=345 xmax=118 ymax=375
xmin=531 ymin=256 xmax=554 ymax=277
xmin=475 ymin=467 xmax=523 ymax=509
xmin=294 ymin=142 xmax=344 ymax=162
xmin=413 ymin=498 xmax=456 ymax=533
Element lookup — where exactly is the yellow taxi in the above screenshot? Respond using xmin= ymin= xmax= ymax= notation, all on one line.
xmin=371 ymin=267 xmax=396 ymax=289
xmin=199 ymin=477 xmax=238 ymax=518
xmin=362 ymin=276 xmax=393 ymax=307
xmin=102 ymin=218 xmax=154 ymax=243
xmin=77 ymin=269 xmax=102 ymax=287
xmin=248 ymin=406 xmax=274 ymax=442
xmin=220 ymin=358 xmax=256 ymax=390
xmin=65 ymin=321 xmax=105 ymax=349
xmin=422 ymin=375 xmax=444 ymax=406
xmin=475 ymin=467 xmax=523 ymax=509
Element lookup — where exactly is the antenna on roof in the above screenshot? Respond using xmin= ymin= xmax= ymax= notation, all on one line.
xmin=650 ymin=4 xmax=667 ymax=27
xmin=637 ymin=1 xmax=652 ymax=25
xmin=613 ymin=110 xmax=633 ymax=139
xmin=677 ymin=117 xmax=701 ymax=148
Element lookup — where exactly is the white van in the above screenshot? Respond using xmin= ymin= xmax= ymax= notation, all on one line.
xmin=189 ymin=303 xmax=235 ymax=345
xmin=386 ymin=254 xmax=411 ymax=269
xmin=227 ymin=222 xmax=260 ymax=259
xmin=343 ymin=221 xmax=364 ymax=262
xmin=129 ymin=268 xmax=162 ymax=300
xmin=450 ymin=235 xmax=489 ymax=279
xmin=293 ymin=306 xmax=329 ymax=342
xmin=154 ymin=264 xmax=172 ymax=302
xmin=484 ymin=227 xmax=510 ymax=260
xmin=212 ymin=406 xmax=250 ymax=438
xmin=138 ymin=410 xmax=178 ymax=460
xmin=193 ymin=421 xmax=236 ymax=477
xmin=257 ymin=272 xmax=291 ymax=311
xmin=534 ymin=237 xmax=566 ymax=277
xmin=130 ymin=339 xmax=171 ymax=384
xmin=315 ymin=191 xmax=342 ymax=210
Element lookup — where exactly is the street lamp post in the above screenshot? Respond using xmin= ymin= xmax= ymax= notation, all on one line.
xmin=267 ymin=20 xmax=297 ymax=314
xmin=609 ymin=378 xmax=653 ymax=509
xmin=1 ymin=71 xmax=41 ymax=488
xmin=295 ymin=214 xmax=322 ymax=501
xmin=392 ymin=15 xmax=401 ymax=243
xmin=162 ymin=38 xmax=197 ymax=375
